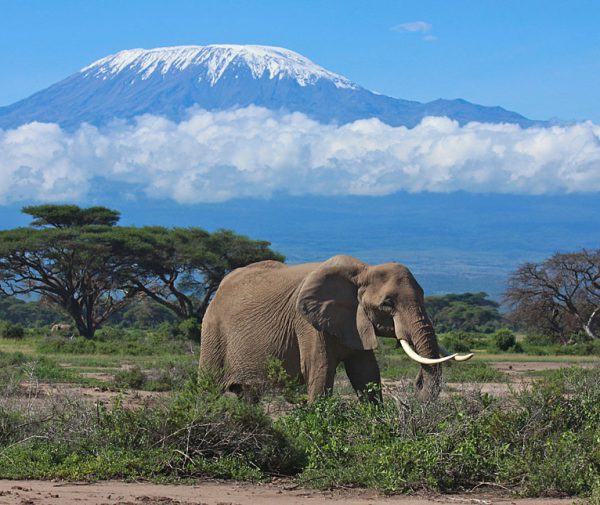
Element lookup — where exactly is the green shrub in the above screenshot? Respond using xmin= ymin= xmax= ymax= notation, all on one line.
xmin=494 ymin=328 xmax=516 ymax=351
xmin=522 ymin=340 xmax=600 ymax=356
xmin=0 ymin=350 xmax=79 ymax=384
xmin=175 ymin=318 xmax=201 ymax=341
xmin=439 ymin=332 xmax=472 ymax=353
xmin=36 ymin=329 xmax=192 ymax=356
xmin=0 ymin=321 xmax=25 ymax=339
xmin=112 ymin=360 xmax=197 ymax=391
xmin=145 ymin=359 xmax=198 ymax=391
xmin=265 ymin=357 xmax=306 ymax=403
xmin=439 ymin=330 xmax=492 ymax=352
xmin=1 ymin=358 xmax=600 ymax=497
xmin=524 ymin=332 xmax=554 ymax=346
xmin=277 ymin=366 xmax=600 ymax=495
xmin=113 ymin=365 xmax=147 ymax=389
xmin=0 ymin=377 xmax=303 ymax=480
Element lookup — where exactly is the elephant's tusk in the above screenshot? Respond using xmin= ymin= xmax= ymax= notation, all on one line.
xmin=398 ymin=339 xmax=457 ymax=365
xmin=438 ymin=344 xmax=475 ymax=362
xmin=453 ymin=353 xmax=474 ymax=362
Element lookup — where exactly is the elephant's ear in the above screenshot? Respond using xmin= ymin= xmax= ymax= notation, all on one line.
xmin=296 ymin=263 xmax=378 ymax=351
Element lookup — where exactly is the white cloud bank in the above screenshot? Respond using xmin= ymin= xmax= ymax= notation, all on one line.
xmin=1 ymin=106 xmax=600 ymax=204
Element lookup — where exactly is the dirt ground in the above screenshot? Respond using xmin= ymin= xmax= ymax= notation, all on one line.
xmin=491 ymin=361 xmax=597 ymax=377
xmin=0 ymin=480 xmax=584 ymax=505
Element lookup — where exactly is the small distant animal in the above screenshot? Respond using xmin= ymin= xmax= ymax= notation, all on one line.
xmin=50 ymin=323 xmax=74 ymax=333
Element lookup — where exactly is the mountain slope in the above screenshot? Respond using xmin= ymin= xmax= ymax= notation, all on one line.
xmin=0 ymin=44 xmax=540 ymax=129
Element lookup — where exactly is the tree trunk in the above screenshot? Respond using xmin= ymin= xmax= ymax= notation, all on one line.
xmin=583 ymin=306 xmax=600 ymax=340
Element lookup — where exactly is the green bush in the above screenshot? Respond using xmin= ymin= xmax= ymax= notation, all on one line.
xmin=277 ymin=366 xmax=600 ymax=495
xmin=523 ymin=340 xmax=600 ymax=357
xmin=494 ymin=328 xmax=516 ymax=351
xmin=0 ymin=377 xmax=303 ymax=480
xmin=0 ymin=321 xmax=25 ymax=339
xmin=36 ymin=329 xmax=192 ymax=356
xmin=0 ymin=350 xmax=79 ymax=385
xmin=439 ymin=331 xmax=472 ymax=353
xmin=112 ymin=360 xmax=197 ymax=391
xmin=113 ymin=365 xmax=147 ymax=389
xmin=175 ymin=318 xmax=201 ymax=341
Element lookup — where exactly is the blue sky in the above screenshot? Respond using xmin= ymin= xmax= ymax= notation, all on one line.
xmin=1 ymin=0 xmax=599 ymax=122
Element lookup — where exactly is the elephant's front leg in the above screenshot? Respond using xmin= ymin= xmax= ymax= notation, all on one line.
xmin=344 ymin=350 xmax=382 ymax=403
xmin=299 ymin=331 xmax=339 ymax=402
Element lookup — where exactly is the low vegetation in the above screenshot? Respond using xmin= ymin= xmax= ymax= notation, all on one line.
xmin=0 ymin=363 xmax=599 ymax=497
xmin=0 ymin=319 xmax=598 ymax=497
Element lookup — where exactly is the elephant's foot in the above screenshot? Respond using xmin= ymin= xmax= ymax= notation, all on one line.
xmin=227 ymin=383 xmax=261 ymax=404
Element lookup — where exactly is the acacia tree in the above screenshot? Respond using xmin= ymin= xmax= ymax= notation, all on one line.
xmin=121 ymin=227 xmax=284 ymax=324
xmin=0 ymin=206 xmax=138 ymax=338
xmin=505 ymin=250 xmax=600 ymax=342
xmin=0 ymin=205 xmax=284 ymax=339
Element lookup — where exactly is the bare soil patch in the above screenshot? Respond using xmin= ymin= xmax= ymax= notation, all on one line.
xmin=17 ymin=382 xmax=169 ymax=407
xmin=0 ymin=480 xmax=582 ymax=505
xmin=492 ymin=360 xmax=596 ymax=377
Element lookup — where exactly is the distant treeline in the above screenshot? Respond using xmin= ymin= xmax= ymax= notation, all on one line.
xmin=1 ymin=290 xmax=504 ymax=335
xmin=425 ymin=292 xmax=503 ymax=334
xmin=0 ymin=295 xmax=177 ymax=329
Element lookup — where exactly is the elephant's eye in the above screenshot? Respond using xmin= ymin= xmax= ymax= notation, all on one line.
xmin=380 ymin=298 xmax=394 ymax=311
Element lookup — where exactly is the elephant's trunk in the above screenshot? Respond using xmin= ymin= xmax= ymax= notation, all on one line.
xmin=393 ymin=312 xmax=442 ymax=401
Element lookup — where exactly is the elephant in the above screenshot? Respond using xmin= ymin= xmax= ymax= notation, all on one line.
xmin=199 ymin=255 xmax=472 ymax=402
xmin=50 ymin=323 xmax=74 ymax=334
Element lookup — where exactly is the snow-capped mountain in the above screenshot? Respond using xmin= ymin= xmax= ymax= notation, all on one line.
xmin=82 ymin=45 xmax=357 ymax=89
xmin=0 ymin=44 xmax=539 ymax=129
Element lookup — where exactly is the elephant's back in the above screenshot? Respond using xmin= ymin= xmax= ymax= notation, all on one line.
xmin=216 ymin=260 xmax=318 ymax=295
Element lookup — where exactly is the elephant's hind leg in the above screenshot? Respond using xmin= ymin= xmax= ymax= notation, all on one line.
xmin=199 ymin=323 xmax=227 ymax=386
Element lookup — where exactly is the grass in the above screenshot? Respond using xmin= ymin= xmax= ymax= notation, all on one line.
xmin=0 ymin=328 xmax=199 ymax=392
xmin=1 ymin=368 xmax=599 ymax=497
xmin=378 ymin=353 xmax=505 ymax=383
xmin=3 ymin=329 xmax=597 ymax=394
xmin=525 ymin=366 xmax=597 ymax=381
xmin=474 ymin=352 xmax=600 ymax=363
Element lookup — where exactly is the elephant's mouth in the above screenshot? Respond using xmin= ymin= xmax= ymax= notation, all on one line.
xmin=372 ymin=313 xmax=395 ymax=337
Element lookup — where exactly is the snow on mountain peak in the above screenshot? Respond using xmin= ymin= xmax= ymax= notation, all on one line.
xmin=80 ymin=44 xmax=358 ymax=89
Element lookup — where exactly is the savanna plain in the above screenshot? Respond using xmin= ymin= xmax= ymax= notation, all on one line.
xmin=0 ymin=312 xmax=598 ymax=504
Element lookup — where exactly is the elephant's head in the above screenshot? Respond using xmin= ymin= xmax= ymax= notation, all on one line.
xmin=296 ymin=255 xmax=472 ymax=401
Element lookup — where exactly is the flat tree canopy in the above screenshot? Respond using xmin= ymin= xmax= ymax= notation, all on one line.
xmin=22 ymin=205 xmax=120 ymax=228
xmin=118 ymin=227 xmax=285 ymax=324
xmin=0 ymin=207 xmax=137 ymax=338
xmin=0 ymin=205 xmax=284 ymax=338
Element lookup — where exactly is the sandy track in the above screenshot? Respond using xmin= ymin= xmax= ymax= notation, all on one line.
xmin=0 ymin=480 xmax=582 ymax=505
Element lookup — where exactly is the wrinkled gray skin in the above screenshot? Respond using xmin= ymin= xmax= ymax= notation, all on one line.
xmin=199 ymin=255 xmax=442 ymax=402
